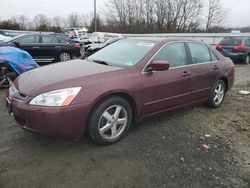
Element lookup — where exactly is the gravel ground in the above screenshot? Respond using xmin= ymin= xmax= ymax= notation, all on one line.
xmin=0 ymin=64 xmax=249 ymax=188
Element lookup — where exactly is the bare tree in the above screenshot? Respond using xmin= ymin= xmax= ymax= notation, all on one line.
xmin=52 ymin=16 xmax=64 ymax=28
xmin=205 ymin=0 xmax=228 ymax=32
xmin=17 ymin=15 xmax=31 ymax=30
xmin=104 ymin=0 xmax=203 ymax=33
xmin=80 ymin=14 xmax=91 ymax=27
xmin=67 ymin=13 xmax=81 ymax=28
xmin=33 ymin=14 xmax=50 ymax=30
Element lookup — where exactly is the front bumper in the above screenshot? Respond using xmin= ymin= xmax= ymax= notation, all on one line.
xmin=6 ymin=96 xmax=90 ymax=138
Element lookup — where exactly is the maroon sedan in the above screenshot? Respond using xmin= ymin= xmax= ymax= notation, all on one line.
xmin=5 ymin=38 xmax=235 ymax=145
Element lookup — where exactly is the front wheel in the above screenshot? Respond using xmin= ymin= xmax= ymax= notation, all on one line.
xmin=0 ymin=76 xmax=12 ymax=88
xmin=206 ymin=80 xmax=226 ymax=108
xmin=87 ymin=96 xmax=132 ymax=145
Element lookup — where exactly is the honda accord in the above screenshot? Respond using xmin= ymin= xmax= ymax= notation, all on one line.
xmin=5 ymin=38 xmax=235 ymax=145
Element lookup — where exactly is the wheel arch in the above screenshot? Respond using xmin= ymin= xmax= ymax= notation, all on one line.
xmin=219 ymin=77 xmax=228 ymax=92
xmin=85 ymin=91 xmax=138 ymax=134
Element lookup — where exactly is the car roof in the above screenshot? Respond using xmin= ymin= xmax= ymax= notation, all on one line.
xmin=223 ymin=36 xmax=248 ymax=39
xmin=126 ymin=37 xmax=204 ymax=43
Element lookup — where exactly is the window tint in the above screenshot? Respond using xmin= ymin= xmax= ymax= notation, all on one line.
xmin=15 ymin=35 xmax=39 ymax=43
xmin=245 ymin=39 xmax=250 ymax=46
xmin=57 ymin=38 xmax=67 ymax=44
xmin=153 ymin=43 xmax=187 ymax=67
xmin=219 ymin=37 xmax=243 ymax=46
xmin=42 ymin=36 xmax=59 ymax=44
xmin=188 ymin=43 xmax=212 ymax=64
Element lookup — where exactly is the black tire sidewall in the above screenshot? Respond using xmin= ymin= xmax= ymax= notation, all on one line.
xmin=0 ymin=76 xmax=11 ymax=88
xmin=207 ymin=80 xmax=226 ymax=108
xmin=88 ymin=96 xmax=132 ymax=145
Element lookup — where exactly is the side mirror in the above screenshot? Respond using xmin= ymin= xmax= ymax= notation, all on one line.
xmin=148 ymin=61 xmax=170 ymax=71
xmin=13 ymin=41 xmax=20 ymax=46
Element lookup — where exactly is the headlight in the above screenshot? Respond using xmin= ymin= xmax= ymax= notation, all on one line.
xmin=29 ymin=87 xmax=81 ymax=107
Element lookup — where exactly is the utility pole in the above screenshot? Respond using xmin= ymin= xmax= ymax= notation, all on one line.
xmin=94 ymin=0 xmax=97 ymax=32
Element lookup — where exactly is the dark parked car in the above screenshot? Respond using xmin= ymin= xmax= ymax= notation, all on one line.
xmin=0 ymin=34 xmax=81 ymax=63
xmin=216 ymin=36 xmax=250 ymax=64
xmin=85 ymin=37 xmax=123 ymax=56
xmin=6 ymin=38 xmax=235 ymax=145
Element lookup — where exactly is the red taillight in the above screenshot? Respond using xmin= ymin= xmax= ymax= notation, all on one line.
xmin=74 ymin=44 xmax=81 ymax=49
xmin=216 ymin=44 xmax=222 ymax=50
xmin=234 ymin=45 xmax=246 ymax=52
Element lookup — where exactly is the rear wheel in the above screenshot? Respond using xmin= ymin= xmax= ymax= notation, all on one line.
xmin=87 ymin=96 xmax=132 ymax=145
xmin=206 ymin=80 xmax=226 ymax=108
xmin=245 ymin=55 xmax=250 ymax=64
xmin=58 ymin=52 xmax=71 ymax=62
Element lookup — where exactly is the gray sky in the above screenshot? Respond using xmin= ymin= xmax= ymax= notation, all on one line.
xmin=0 ymin=0 xmax=249 ymax=27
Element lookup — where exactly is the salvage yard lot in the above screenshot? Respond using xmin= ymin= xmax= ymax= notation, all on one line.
xmin=0 ymin=64 xmax=249 ymax=188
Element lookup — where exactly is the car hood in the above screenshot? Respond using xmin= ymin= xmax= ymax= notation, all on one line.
xmin=15 ymin=59 xmax=123 ymax=96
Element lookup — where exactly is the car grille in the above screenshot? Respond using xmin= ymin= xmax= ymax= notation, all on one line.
xmin=9 ymin=84 xmax=28 ymax=100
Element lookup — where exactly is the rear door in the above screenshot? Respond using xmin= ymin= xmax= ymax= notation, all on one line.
xmin=39 ymin=35 xmax=64 ymax=61
xmin=186 ymin=42 xmax=220 ymax=101
xmin=141 ymin=42 xmax=192 ymax=116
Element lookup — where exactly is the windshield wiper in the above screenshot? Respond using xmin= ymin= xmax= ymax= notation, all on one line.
xmin=91 ymin=60 xmax=112 ymax=66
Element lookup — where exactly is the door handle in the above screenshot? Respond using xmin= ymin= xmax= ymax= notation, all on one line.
xmin=182 ymin=71 xmax=191 ymax=77
xmin=32 ymin=47 xmax=40 ymax=49
xmin=213 ymin=65 xmax=220 ymax=70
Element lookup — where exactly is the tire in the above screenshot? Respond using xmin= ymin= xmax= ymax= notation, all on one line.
xmin=245 ymin=55 xmax=250 ymax=64
xmin=0 ymin=76 xmax=12 ymax=88
xmin=206 ymin=80 xmax=226 ymax=108
xmin=58 ymin=52 xmax=71 ymax=62
xmin=87 ymin=96 xmax=133 ymax=145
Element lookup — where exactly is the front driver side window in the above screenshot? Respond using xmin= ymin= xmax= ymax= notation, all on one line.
xmin=152 ymin=42 xmax=187 ymax=68
xmin=15 ymin=35 xmax=39 ymax=44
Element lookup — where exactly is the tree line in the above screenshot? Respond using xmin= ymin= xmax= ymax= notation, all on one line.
xmin=103 ymin=0 xmax=229 ymax=33
xmin=0 ymin=0 xmax=249 ymax=33
xmin=0 ymin=13 xmax=91 ymax=33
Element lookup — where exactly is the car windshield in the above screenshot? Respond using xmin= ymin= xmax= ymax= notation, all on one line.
xmin=220 ymin=37 xmax=243 ymax=46
xmin=5 ymin=35 xmax=23 ymax=43
xmin=88 ymin=39 xmax=156 ymax=68
xmin=104 ymin=38 xmax=116 ymax=45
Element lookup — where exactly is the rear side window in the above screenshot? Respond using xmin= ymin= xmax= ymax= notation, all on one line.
xmin=210 ymin=51 xmax=218 ymax=61
xmin=219 ymin=37 xmax=243 ymax=46
xmin=15 ymin=35 xmax=39 ymax=43
xmin=188 ymin=43 xmax=212 ymax=64
xmin=42 ymin=36 xmax=59 ymax=44
xmin=153 ymin=42 xmax=187 ymax=68
xmin=245 ymin=39 xmax=250 ymax=46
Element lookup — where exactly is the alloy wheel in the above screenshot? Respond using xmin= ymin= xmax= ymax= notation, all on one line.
xmin=98 ymin=105 xmax=128 ymax=140
xmin=59 ymin=53 xmax=71 ymax=61
xmin=213 ymin=83 xmax=225 ymax=106
xmin=246 ymin=56 xmax=250 ymax=64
